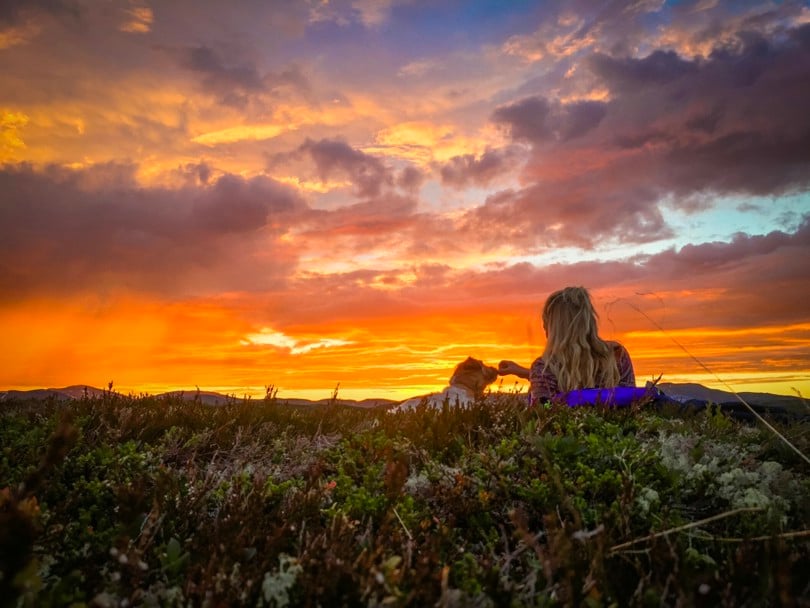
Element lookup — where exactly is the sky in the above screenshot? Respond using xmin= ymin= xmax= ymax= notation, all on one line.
xmin=1 ymin=0 xmax=809 ymax=401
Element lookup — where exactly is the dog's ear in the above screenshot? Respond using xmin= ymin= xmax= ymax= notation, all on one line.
xmin=482 ymin=364 xmax=498 ymax=384
xmin=467 ymin=357 xmax=497 ymax=383
xmin=455 ymin=357 xmax=478 ymax=374
xmin=472 ymin=364 xmax=499 ymax=392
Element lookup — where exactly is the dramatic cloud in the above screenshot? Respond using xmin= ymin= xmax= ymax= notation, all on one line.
xmin=0 ymin=0 xmax=79 ymax=25
xmin=475 ymin=22 xmax=810 ymax=249
xmin=492 ymin=97 xmax=608 ymax=144
xmin=299 ymin=138 xmax=396 ymax=198
xmin=588 ymin=49 xmax=699 ymax=89
xmin=185 ymin=45 xmax=265 ymax=92
xmin=242 ymin=327 xmax=354 ymax=354
xmin=0 ymin=165 xmax=306 ymax=298
xmin=180 ymin=45 xmax=310 ymax=107
xmin=593 ymin=24 xmax=810 ymax=197
xmin=492 ymin=97 xmax=554 ymax=143
xmin=460 ymin=152 xmax=672 ymax=249
xmin=439 ymin=147 xmax=521 ymax=188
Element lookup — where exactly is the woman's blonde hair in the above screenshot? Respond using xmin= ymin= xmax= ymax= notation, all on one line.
xmin=541 ymin=286 xmax=619 ymax=392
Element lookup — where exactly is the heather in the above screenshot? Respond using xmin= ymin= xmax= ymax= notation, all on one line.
xmin=1 ymin=391 xmax=808 ymax=607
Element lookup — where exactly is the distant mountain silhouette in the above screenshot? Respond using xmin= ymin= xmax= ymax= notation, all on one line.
xmin=0 ymin=385 xmax=109 ymax=401
xmin=0 ymin=385 xmax=397 ymax=408
xmin=1 ymin=383 xmax=806 ymax=413
xmin=656 ymin=383 xmax=807 ymax=413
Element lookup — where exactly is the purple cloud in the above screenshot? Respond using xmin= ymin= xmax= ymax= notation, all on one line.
xmin=299 ymin=138 xmax=394 ymax=198
xmin=0 ymin=165 xmax=306 ymax=298
xmin=0 ymin=0 xmax=79 ymax=24
xmin=179 ymin=45 xmax=310 ymax=108
xmin=492 ymin=96 xmax=608 ymax=144
xmin=588 ymin=49 xmax=698 ymax=89
xmin=439 ymin=147 xmax=520 ymax=188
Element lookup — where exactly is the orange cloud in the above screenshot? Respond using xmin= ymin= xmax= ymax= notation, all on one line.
xmin=119 ymin=6 xmax=153 ymax=34
xmin=192 ymin=124 xmax=295 ymax=146
xmin=242 ymin=327 xmax=354 ymax=354
xmin=0 ymin=20 xmax=41 ymax=50
xmin=0 ymin=109 xmax=29 ymax=160
xmin=369 ymin=121 xmax=505 ymax=166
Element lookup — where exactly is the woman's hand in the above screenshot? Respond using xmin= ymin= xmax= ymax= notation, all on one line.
xmin=498 ymin=360 xmax=530 ymax=379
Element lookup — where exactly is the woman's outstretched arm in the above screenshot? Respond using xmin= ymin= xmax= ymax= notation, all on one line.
xmin=498 ymin=360 xmax=531 ymax=379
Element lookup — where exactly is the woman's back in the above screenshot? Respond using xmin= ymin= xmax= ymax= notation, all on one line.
xmin=530 ymin=340 xmax=635 ymax=404
xmin=530 ymin=287 xmax=635 ymax=404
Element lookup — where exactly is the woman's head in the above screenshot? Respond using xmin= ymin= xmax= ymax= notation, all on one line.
xmin=542 ymin=286 xmax=599 ymax=343
xmin=541 ymin=286 xmax=619 ymax=391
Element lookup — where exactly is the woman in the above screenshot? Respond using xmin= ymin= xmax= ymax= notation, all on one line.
xmin=498 ymin=286 xmax=635 ymax=405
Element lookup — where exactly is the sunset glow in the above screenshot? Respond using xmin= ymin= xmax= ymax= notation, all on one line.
xmin=2 ymin=1 xmax=809 ymax=400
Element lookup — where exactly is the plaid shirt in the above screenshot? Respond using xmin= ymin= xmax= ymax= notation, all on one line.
xmin=529 ymin=341 xmax=635 ymax=405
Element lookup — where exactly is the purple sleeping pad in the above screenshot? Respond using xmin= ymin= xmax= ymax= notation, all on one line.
xmin=558 ymin=386 xmax=660 ymax=407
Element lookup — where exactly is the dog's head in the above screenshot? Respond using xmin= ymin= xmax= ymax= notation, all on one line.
xmin=449 ymin=357 xmax=499 ymax=395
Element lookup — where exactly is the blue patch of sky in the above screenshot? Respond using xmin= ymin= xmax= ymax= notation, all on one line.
xmin=634 ymin=5 xmax=673 ymax=40
xmin=421 ymin=181 xmax=497 ymax=214
xmin=290 ymin=0 xmax=542 ymax=69
xmin=417 ymin=179 xmax=447 ymax=213
xmin=384 ymin=0 xmax=542 ymax=51
xmin=634 ymin=0 xmax=791 ymax=40
xmin=502 ymin=191 xmax=810 ymax=268
xmin=662 ymin=0 xmax=771 ymax=9
xmin=419 ymin=177 xmax=810 ymax=267
xmin=662 ymin=192 xmax=810 ymax=245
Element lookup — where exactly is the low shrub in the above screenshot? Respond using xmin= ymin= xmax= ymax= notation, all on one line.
xmin=1 ymin=392 xmax=808 ymax=606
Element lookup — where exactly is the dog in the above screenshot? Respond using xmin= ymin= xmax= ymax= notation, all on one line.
xmin=391 ymin=356 xmax=499 ymax=412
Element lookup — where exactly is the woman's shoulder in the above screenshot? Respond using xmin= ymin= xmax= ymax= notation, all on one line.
xmin=606 ymin=340 xmax=630 ymax=355
xmin=529 ymin=356 xmax=553 ymax=376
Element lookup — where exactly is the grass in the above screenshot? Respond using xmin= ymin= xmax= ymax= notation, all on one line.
xmin=1 ymin=390 xmax=808 ymax=606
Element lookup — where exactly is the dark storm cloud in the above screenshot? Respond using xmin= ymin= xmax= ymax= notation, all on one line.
xmin=492 ymin=96 xmax=608 ymax=144
xmin=0 ymin=0 xmax=79 ymax=24
xmin=627 ymin=216 xmax=810 ymax=328
xmin=663 ymin=129 xmax=810 ymax=196
xmin=684 ymin=106 xmax=723 ymax=134
xmin=559 ymin=101 xmax=609 ymax=140
xmin=643 ymin=216 xmax=810 ymax=280
xmin=476 ymin=22 xmax=810 ymax=249
xmin=191 ymin=173 xmax=301 ymax=233
xmin=491 ymin=97 xmax=553 ymax=143
xmin=0 ymin=164 xmax=306 ymax=298
xmin=459 ymin=152 xmax=673 ymax=250
xmin=179 ymin=45 xmax=310 ymax=107
xmin=604 ymin=24 xmax=810 ymax=197
xmin=299 ymin=138 xmax=395 ymax=198
xmin=588 ymin=49 xmax=698 ymax=89
xmin=438 ymin=147 xmax=520 ymax=189
xmin=396 ymin=166 xmax=425 ymax=192
xmin=186 ymin=45 xmax=265 ymax=92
